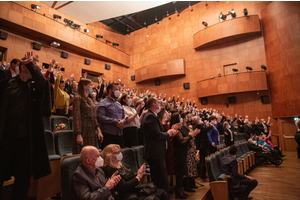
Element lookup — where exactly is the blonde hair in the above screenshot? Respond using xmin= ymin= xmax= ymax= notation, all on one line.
xmin=102 ymin=144 xmax=121 ymax=167
xmin=132 ymin=96 xmax=140 ymax=107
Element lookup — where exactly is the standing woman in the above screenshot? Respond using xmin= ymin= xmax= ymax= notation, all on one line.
xmin=171 ymin=112 xmax=200 ymax=199
xmin=119 ymin=94 xmax=141 ymax=148
xmin=72 ymin=78 xmax=103 ymax=154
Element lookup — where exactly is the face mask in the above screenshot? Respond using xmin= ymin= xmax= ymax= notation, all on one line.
xmin=114 ymin=90 xmax=121 ymax=98
xmin=127 ymin=98 xmax=132 ymax=106
xmin=115 ymin=152 xmax=123 ymax=162
xmin=157 ymin=105 xmax=161 ymax=113
xmin=15 ymin=66 xmax=20 ymax=74
xmin=199 ymin=120 xmax=202 ymax=124
xmin=95 ymin=156 xmax=104 ymax=168
xmin=252 ymin=141 xmax=256 ymax=145
xmin=228 ymin=125 xmax=231 ymax=129
xmin=180 ymin=118 xmax=183 ymax=123
xmin=214 ymin=121 xmax=217 ymax=125
xmin=163 ymin=113 xmax=167 ymax=120
xmin=91 ymin=92 xmax=96 ymax=98
xmin=88 ymin=87 xmax=93 ymax=95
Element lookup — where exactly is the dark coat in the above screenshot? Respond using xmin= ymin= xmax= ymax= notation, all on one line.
xmin=221 ymin=154 xmax=246 ymax=189
xmin=0 ymin=68 xmax=12 ymax=80
xmin=0 ymin=62 xmax=52 ymax=180
xmin=224 ymin=128 xmax=234 ymax=146
xmin=142 ymin=110 xmax=170 ymax=160
xmin=237 ymin=119 xmax=244 ymax=133
xmin=71 ymin=163 xmax=113 ymax=200
xmin=194 ymin=124 xmax=213 ymax=150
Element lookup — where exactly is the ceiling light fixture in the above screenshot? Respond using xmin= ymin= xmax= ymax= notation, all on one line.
xmin=229 ymin=9 xmax=236 ymax=18
xmin=220 ymin=12 xmax=227 ymax=20
xmin=53 ymin=14 xmax=61 ymax=20
xmin=31 ymin=4 xmax=40 ymax=10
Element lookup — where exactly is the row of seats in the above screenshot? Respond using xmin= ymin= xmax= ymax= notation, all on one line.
xmin=206 ymin=142 xmax=256 ymax=200
xmin=61 ymin=146 xmax=149 ymax=200
xmin=43 ymin=116 xmax=73 ymax=132
xmin=218 ymin=133 xmax=246 ymax=148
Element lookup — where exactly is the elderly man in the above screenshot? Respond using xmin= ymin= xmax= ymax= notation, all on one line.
xmin=221 ymin=145 xmax=258 ymax=200
xmin=96 ymin=83 xmax=125 ymax=149
xmin=71 ymin=146 xmax=121 ymax=200
xmin=141 ymin=97 xmax=177 ymax=195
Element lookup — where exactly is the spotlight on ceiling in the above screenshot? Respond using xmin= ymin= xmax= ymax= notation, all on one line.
xmin=53 ymin=14 xmax=61 ymax=20
xmin=246 ymin=66 xmax=253 ymax=72
xmin=112 ymin=43 xmax=119 ymax=47
xmin=84 ymin=29 xmax=89 ymax=33
xmin=50 ymin=41 xmax=60 ymax=48
xmin=261 ymin=65 xmax=267 ymax=71
xmin=244 ymin=8 xmax=248 ymax=16
xmin=220 ymin=12 xmax=227 ymax=20
xmin=31 ymin=4 xmax=40 ymax=10
xmin=202 ymin=21 xmax=208 ymax=27
xmin=229 ymin=9 xmax=236 ymax=18
xmin=96 ymin=34 xmax=103 ymax=39
xmin=232 ymin=68 xmax=238 ymax=74
xmin=72 ymin=24 xmax=82 ymax=29
xmin=64 ymin=18 xmax=73 ymax=26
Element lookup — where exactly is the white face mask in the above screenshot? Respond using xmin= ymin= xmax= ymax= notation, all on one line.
xmin=127 ymin=98 xmax=132 ymax=106
xmin=95 ymin=156 xmax=104 ymax=168
xmin=91 ymin=92 xmax=96 ymax=98
xmin=156 ymin=105 xmax=161 ymax=113
xmin=228 ymin=125 xmax=231 ymax=129
xmin=180 ymin=118 xmax=183 ymax=123
xmin=15 ymin=66 xmax=20 ymax=74
xmin=214 ymin=121 xmax=217 ymax=125
xmin=115 ymin=152 xmax=123 ymax=162
xmin=114 ymin=90 xmax=121 ymax=98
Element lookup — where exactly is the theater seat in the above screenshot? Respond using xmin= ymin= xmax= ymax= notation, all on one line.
xmin=132 ymin=146 xmax=150 ymax=173
xmin=54 ymin=130 xmax=73 ymax=157
xmin=44 ymin=130 xmax=61 ymax=160
xmin=61 ymin=155 xmax=81 ymax=200
xmin=121 ymin=148 xmax=138 ymax=174
xmin=50 ymin=116 xmax=70 ymax=132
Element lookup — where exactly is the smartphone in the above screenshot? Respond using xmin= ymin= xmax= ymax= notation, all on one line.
xmin=43 ymin=63 xmax=49 ymax=69
xmin=61 ymin=68 xmax=65 ymax=72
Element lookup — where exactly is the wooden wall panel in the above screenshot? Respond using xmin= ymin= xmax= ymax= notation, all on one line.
xmin=0 ymin=1 xmax=129 ymax=67
xmin=193 ymin=15 xmax=262 ymax=50
xmin=135 ymin=59 xmax=185 ymax=83
xmin=197 ymin=72 xmax=268 ymax=98
xmin=261 ymin=1 xmax=300 ymax=118
xmin=0 ymin=30 xmax=128 ymax=86
xmin=125 ymin=1 xmax=270 ymax=109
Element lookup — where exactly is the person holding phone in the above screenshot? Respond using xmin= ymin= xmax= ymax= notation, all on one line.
xmin=52 ymin=67 xmax=73 ymax=116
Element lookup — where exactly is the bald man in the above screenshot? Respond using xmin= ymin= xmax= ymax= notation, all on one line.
xmin=71 ymin=146 xmax=121 ymax=200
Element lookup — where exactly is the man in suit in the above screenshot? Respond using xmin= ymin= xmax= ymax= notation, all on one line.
xmin=224 ymin=122 xmax=235 ymax=147
xmin=207 ymin=116 xmax=220 ymax=154
xmin=71 ymin=146 xmax=121 ymax=200
xmin=141 ymin=97 xmax=177 ymax=195
xmin=221 ymin=145 xmax=258 ymax=200
xmin=258 ymin=117 xmax=271 ymax=136
xmin=0 ymin=58 xmax=20 ymax=80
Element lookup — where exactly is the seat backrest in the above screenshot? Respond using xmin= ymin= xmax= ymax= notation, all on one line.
xmin=121 ymin=148 xmax=138 ymax=174
xmin=240 ymin=143 xmax=248 ymax=154
xmin=61 ymin=155 xmax=81 ymax=200
xmin=54 ymin=130 xmax=73 ymax=157
xmin=50 ymin=116 xmax=70 ymax=132
xmin=206 ymin=156 xmax=214 ymax=182
xmin=69 ymin=117 xmax=73 ymax=130
xmin=209 ymin=154 xmax=223 ymax=182
xmin=236 ymin=144 xmax=243 ymax=158
xmin=220 ymin=135 xmax=224 ymax=145
xmin=132 ymin=146 xmax=149 ymax=168
xmin=43 ymin=116 xmax=51 ymax=131
xmin=44 ymin=130 xmax=56 ymax=155
xmin=239 ymin=133 xmax=246 ymax=142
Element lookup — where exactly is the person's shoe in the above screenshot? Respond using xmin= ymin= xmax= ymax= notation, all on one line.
xmin=189 ymin=178 xmax=198 ymax=189
xmin=275 ymin=160 xmax=283 ymax=167
xmin=175 ymin=188 xmax=187 ymax=199
xmin=281 ymin=154 xmax=286 ymax=157
xmin=180 ymin=188 xmax=188 ymax=197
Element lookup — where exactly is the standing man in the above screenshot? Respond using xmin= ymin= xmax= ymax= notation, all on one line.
xmin=221 ymin=145 xmax=258 ymax=200
xmin=0 ymin=58 xmax=20 ymax=80
xmin=96 ymin=83 xmax=125 ymax=149
xmin=237 ymin=115 xmax=244 ymax=133
xmin=0 ymin=52 xmax=52 ymax=199
xmin=141 ymin=97 xmax=177 ymax=196
xmin=207 ymin=116 xmax=220 ymax=154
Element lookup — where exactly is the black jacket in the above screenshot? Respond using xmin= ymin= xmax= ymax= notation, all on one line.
xmin=194 ymin=124 xmax=213 ymax=150
xmin=224 ymin=128 xmax=234 ymax=146
xmin=221 ymin=154 xmax=246 ymax=189
xmin=142 ymin=110 xmax=170 ymax=160
xmin=0 ymin=62 xmax=52 ymax=180
xmin=0 ymin=68 xmax=12 ymax=80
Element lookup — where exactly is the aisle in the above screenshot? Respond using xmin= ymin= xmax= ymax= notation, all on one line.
xmin=247 ymin=151 xmax=300 ymax=200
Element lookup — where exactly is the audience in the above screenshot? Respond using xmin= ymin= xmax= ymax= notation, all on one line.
xmin=70 ymin=146 xmax=121 ymax=200
xmin=221 ymin=146 xmax=258 ymax=200
xmin=102 ymin=144 xmax=168 ymax=200
xmin=0 ymin=58 xmax=20 ymax=80
xmin=72 ymin=78 xmax=103 ymax=154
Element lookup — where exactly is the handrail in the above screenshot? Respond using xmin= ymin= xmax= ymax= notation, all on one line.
xmin=197 ymin=71 xmax=266 ymax=83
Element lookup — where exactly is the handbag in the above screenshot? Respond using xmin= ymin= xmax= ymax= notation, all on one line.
xmin=135 ymin=182 xmax=157 ymax=197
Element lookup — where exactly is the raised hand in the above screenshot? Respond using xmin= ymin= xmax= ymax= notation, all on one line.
xmin=21 ymin=52 xmax=34 ymax=65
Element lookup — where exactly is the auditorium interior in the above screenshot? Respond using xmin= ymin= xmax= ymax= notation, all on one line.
xmin=0 ymin=1 xmax=299 ymax=200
